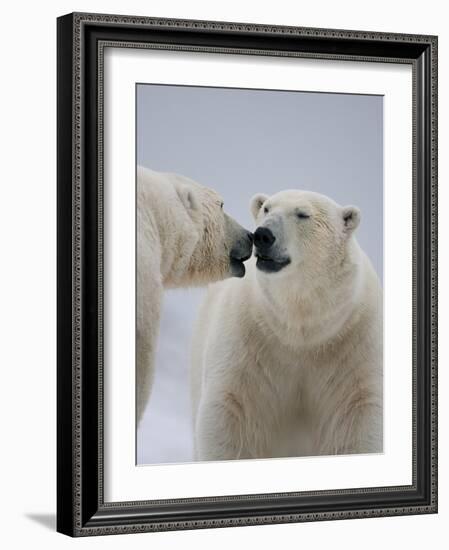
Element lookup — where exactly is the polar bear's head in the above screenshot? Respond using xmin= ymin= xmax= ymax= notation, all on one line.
xmin=168 ymin=176 xmax=253 ymax=286
xmin=250 ymin=189 xmax=360 ymax=285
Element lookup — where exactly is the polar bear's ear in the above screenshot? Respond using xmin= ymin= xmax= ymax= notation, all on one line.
xmin=250 ymin=193 xmax=269 ymax=219
xmin=176 ymin=184 xmax=199 ymax=212
xmin=342 ymin=205 xmax=361 ymax=234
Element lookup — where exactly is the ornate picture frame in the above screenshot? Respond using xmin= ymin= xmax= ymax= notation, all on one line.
xmin=57 ymin=12 xmax=438 ymax=536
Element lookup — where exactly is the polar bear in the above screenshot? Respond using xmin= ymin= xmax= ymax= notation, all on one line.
xmin=137 ymin=166 xmax=253 ymax=424
xmin=191 ymin=189 xmax=382 ymax=460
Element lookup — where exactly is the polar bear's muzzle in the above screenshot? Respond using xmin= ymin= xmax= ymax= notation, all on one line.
xmin=229 ymin=230 xmax=253 ymax=278
xmin=254 ymin=226 xmax=291 ymax=273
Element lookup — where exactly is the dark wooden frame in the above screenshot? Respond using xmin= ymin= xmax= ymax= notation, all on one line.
xmin=57 ymin=12 xmax=438 ymax=537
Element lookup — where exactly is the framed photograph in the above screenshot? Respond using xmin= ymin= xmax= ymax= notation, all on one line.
xmin=57 ymin=12 xmax=438 ymax=536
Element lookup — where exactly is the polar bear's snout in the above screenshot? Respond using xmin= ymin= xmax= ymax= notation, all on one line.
xmin=254 ymin=224 xmax=291 ymax=274
xmin=230 ymin=230 xmax=253 ymax=259
xmin=229 ymin=229 xmax=253 ymax=278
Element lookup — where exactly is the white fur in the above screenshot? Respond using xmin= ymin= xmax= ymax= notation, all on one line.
xmin=191 ymin=190 xmax=382 ymax=460
xmin=137 ymin=166 xmax=250 ymax=424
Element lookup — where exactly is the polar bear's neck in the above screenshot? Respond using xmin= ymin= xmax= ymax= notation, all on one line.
xmin=252 ymin=243 xmax=367 ymax=350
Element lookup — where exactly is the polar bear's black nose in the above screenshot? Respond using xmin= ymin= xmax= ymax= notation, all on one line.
xmin=254 ymin=227 xmax=275 ymax=250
